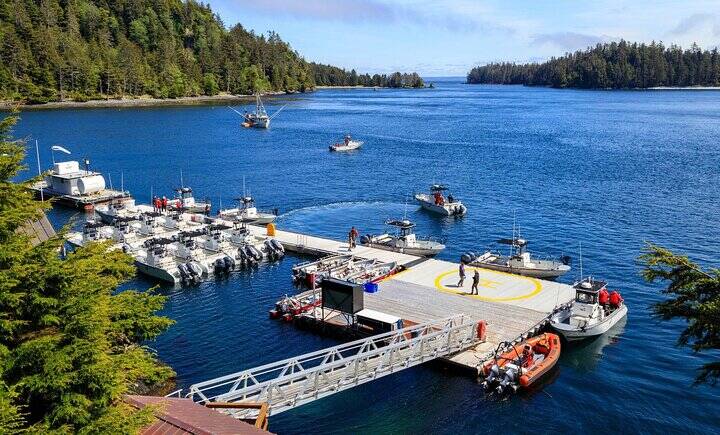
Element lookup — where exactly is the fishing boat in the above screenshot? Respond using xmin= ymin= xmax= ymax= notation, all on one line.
xmin=481 ymin=333 xmax=561 ymax=394
xmin=170 ymin=187 xmax=211 ymax=214
xmin=218 ymin=196 xmax=277 ymax=224
xmin=550 ymin=277 xmax=628 ymax=341
xmin=228 ymin=95 xmax=286 ymax=129
xmin=414 ymin=184 xmax=467 ymax=216
xmin=463 ymin=238 xmax=571 ymax=280
xmin=360 ymin=219 xmax=445 ymax=257
xmin=329 ymin=134 xmax=363 ymax=152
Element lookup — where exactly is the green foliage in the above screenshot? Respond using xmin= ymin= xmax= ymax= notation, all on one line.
xmin=312 ymin=63 xmax=425 ymax=88
xmin=0 ymin=113 xmax=174 ymax=432
xmin=639 ymin=243 xmax=720 ymax=384
xmin=468 ymin=40 xmax=720 ymax=89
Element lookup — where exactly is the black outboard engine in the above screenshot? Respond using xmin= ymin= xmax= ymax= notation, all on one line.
xmin=223 ymin=256 xmax=235 ymax=271
xmin=461 ymin=251 xmax=476 ymax=264
xmin=178 ymin=263 xmax=191 ymax=283
xmin=560 ymin=255 xmax=571 ymax=265
xmin=360 ymin=234 xmax=371 ymax=244
xmin=214 ymin=258 xmax=226 ymax=274
xmin=248 ymin=245 xmax=263 ymax=262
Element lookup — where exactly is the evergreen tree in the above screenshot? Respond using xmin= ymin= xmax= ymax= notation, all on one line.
xmin=640 ymin=244 xmax=720 ymax=384
xmin=0 ymin=112 xmax=174 ymax=432
xmin=467 ymin=40 xmax=720 ymax=89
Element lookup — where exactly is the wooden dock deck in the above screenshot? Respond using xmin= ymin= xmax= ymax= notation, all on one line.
xmin=246 ymin=223 xmax=576 ymax=373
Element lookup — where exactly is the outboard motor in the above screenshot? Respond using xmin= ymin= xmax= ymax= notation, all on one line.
xmin=360 ymin=234 xmax=371 ymax=244
xmin=482 ymin=364 xmax=501 ymax=390
xmin=497 ymin=366 xmax=519 ymax=394
xmin=214 ymin=258 xmax=226 ymax=274
xmin=178 ymin=263 xmax=191 ymax=283
xmin=270 ymin=239 xmax=284 ymax=254
xmin=223 ymin=256 xmax=235 ymax=271
xmin=238 ymin=247 xmax=248 ymax=265
xmin=186 ymin=262 xmax=203 ymax=284
xmin=461 ymin=251 xmax=476 ymax=264
xmin=248 ymin=245 xmax=263 ymax=262
xmin=560 ymin=255 xmax=572 ymax=266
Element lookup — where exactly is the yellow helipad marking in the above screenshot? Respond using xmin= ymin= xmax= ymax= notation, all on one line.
xmin=378 ymin=267 xmax=413 ymax=282
xmin=434 ymin=267 xmax=543 ymax=302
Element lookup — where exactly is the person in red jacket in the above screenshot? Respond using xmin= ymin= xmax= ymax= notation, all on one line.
xmin=609 ymin=291 xmax=623 ymax=308
xmin=348 ymin=226 xmax=359 ymax=250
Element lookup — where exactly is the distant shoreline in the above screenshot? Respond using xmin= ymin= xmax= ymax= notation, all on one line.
xmin=0 ymin=92 xmax=290 ymax=111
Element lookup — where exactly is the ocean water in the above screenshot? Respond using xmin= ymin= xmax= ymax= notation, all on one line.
xmin=12 ymin=79 xmax=720 ymax=434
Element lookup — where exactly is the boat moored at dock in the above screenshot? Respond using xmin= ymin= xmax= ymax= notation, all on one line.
xmin=360 ymin=219 xmax=445 ymax=257
xmin=170 ymin=187 xmax=211 ymax=213
xmin=481 ymin=332 xmax=561 ymax=394
xmin=463 ymin=238 xmax=571 ymax=279
xmin=414 ymin=184 xmax=467 ymax=216
xmin=550 ymin=277 xmax=627 ymax=341
xmin=218 ymin=196 xmax=277 ymax=224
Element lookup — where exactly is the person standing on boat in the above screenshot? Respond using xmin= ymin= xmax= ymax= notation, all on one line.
xmin=204 ymin=204 xmax=211 ymax=216
xmin=162 ymin=196 xmax=168 ymax=212
xmin=471 ymin=269 xmax=480 ymax=295
xmin=457 ymin=262 xmax=466 ymax=287
xmin=152 ymin=196 xmax=158 ymax=212
xmin=348 ymin=226 xmax=359 ymax=250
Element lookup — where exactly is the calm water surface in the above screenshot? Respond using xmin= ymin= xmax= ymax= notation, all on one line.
xmin=13 ymin=80 xmax=720 ymax=434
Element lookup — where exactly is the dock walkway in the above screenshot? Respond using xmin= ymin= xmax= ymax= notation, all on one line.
xmin=247 ymin=224 xmax=575 ymax=371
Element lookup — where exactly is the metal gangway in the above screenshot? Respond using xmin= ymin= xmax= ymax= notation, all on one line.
xmin=185 ymin=315 xmax=483 ymax=419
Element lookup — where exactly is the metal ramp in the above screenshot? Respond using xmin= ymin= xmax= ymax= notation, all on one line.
xmin=185 ymin=315 xmax=483 ymax=418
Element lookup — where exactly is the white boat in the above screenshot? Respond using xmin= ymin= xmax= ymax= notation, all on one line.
xmin=169 ymin=187 xmax=211 ymax=214
xmin=292 ymin=254 xmax=355 ymax=286
xmin=95 ymin=199 xmax=154 ymax=224
xmin=550 ymin=278 xmax=628 ymax=341
xmin=464 ymin=238 xmax=571 ymax=280
xmin=360 ymin=219 xmax=445 ymax=257
xmin=329 ymin=134 xmax=363 ymax=152
xmin=414 ymin=184 xmax=467 ymax=216
xmin=218 ymin=196 xmax=276 ymax=224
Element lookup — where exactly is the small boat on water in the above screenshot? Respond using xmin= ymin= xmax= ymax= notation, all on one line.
xmin=550 ymin=277 xmax=627 ymax=341
xmin=414 ymin=184 xmax=467 ymax=216
xmin=95 ymin=199 xmax=154 ymax=224
xmin=481 ymin=333 xmax=561 ymax=394
xmin=463 ymin=237 xmax=571 ymax=280
xmin=360 ymin=219 xmax=445 ymax=257
xmin=329 ymin=134 xmax=363 ymax=152
xmin=218 ymin=196 xmax=277 ymax=224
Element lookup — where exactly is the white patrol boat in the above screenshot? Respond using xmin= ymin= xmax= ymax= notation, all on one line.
xmin=550 ymin=277 xmax=628 ymax=341
xmin=169 ymin=187 xmax=211 ymax=214
xmin=463 ymin=237 xmax=571 ymax=280
xmin=414 ymin=184 xmax=467 ymax=216
xmin=218 ymin=196 xmax=277 ymax=224
xmin=360 ymin=219 xmax=445 ymax=257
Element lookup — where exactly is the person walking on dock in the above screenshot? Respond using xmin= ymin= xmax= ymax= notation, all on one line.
xmin=162 ymin=196 xmax=168 ymax=212
xmin=348 ymin=226 xmax=359 ymax=250
xmin=471 ymin=270 xmax=480 ymax=295
xmin=457 ymin=262 xmax=466 ymax=287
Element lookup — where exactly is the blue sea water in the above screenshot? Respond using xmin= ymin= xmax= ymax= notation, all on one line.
xmin=11 ymin=79 xmax=720 ymax=434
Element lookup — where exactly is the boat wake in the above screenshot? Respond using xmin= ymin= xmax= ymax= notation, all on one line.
xmin=362 ymin=133 xmax=473 ymax=147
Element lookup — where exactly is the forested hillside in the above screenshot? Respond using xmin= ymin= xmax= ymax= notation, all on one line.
xmin=467 ymin=41 xmax=720 ymax=89
xmin=312 ymin=63 xmax=424 ymax=88
xmin=0 ymin=1 xmax=423 ymax=104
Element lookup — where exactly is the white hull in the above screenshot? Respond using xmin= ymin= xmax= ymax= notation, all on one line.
xmin=470 ymin=261 xmax=570 ymax=279
xmin=551 ymin=304 xmax=628 ymax=341
xmin=414 ymin=194 xmax=467 ymax=216
xmin=134 ymin=260 xmax=179 ymax=284
xmin=329 ymin=140 xmax=363 ymax=152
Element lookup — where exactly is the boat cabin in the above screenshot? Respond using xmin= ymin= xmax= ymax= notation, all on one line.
xmin=45 ymin=161 xmax=106 ymax=196
xmin=572 ymin=279 xmax=608 ymax=315
xmin=386 ymin=219 xmax=417 ymax=243
xmin=175 ymin=187 xmax=197 ymax=208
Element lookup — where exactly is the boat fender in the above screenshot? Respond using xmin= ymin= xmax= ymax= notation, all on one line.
xmin=476 ymin=321 xmax=487 ymax=342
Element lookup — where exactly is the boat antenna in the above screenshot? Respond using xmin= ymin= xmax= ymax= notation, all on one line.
xmin=35 ymin=140 xmax=44 ymax=202
xmin=150 ymin=185 xmax=153 ymax=201
xmin=579 ymin=242 xmax=583 ymax=282
xmin=180 ymin=168 xmax=184 ymax=188
xmin=121 ymin=170 xmax=124 ymax=193
xmin=108 ymin=173 xmax=113 ymax=191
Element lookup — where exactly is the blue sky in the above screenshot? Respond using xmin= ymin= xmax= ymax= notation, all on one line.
xmin=208 ymin=0 xmax=720 ymax=76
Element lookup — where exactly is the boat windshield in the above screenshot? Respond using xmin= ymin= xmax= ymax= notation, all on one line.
xmin=576 ymin=290 xmax=598 ymax=304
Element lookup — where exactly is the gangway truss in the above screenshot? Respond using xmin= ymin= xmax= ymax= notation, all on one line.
xmin=185 ymin=314 xmax=483 ymax=418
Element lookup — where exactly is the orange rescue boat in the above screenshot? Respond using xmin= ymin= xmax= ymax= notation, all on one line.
xmin=481 ymin=332 xmax=561 ymax=394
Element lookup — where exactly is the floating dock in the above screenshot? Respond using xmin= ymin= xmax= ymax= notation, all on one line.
xmin=245 ymin=224 xmax=575 ymax=372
